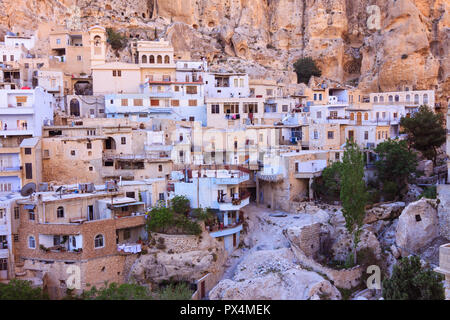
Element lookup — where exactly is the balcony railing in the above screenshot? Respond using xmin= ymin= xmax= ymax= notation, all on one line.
xmin=0 ymin=166 xmax=21 ymax=172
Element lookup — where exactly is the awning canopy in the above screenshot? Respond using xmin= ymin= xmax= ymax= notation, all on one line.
xmin=111 ymin=202 xmax=145 ymax=208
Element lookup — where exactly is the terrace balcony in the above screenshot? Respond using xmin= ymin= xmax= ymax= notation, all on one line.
xmin=294 ymin=160 xmax=327 ymax=179
xmin=209 ymin=222 xmax=243 ymax=238
xmin=217 ymin=193 xmax=250 ymax=211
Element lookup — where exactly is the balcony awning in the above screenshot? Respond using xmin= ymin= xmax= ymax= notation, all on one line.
xmin=111 ymin=201 xmax=145 ymax=208
xmin=24 ymin=204 xmax=35 ymax=210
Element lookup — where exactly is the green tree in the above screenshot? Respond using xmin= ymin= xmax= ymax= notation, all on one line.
xmin=383 ymin=256 xmax=445 ymax=300
xmin=170 ymin=195 xmax=191 ymax=215
xmin=374 ymin=138 xmax=418 ymax=199
xmin=106 ymin=28 xmax=128 ymax=51
xmin=146 ymin=206 xmax=174 ymax=234
xmin=82 ymin=282 xmax=152 ymax=300
xmin=399 ymin=105 xmax=446 ymax=165
xmin=293 ymin=57 xmax=322 ymax=84
xmin=314 ymin=161 xmax=344 ymax=200
xmin=0 ymin=279 xmax=49 ymax=300
xmin=340 ymin=141 xmax=368 ymax=265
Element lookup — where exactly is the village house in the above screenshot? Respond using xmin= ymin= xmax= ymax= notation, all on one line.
xmin=13 ymin=181 xmax=149 ymax=299
xmin=169 ymin=167 xmax=250 ymax=253
xmin=0 ymin=87 xmax=54 ymax=192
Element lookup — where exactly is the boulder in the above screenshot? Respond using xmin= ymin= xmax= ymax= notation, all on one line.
xmin=364 ymin=202 xmax=406 ymax=224
xmin=395 ymin=199 xmax=439 ymax=253
xmin=417 ymin=160 xmax=434 ymax=177
xmin=403 ymin=184 xmax=423 ymax=203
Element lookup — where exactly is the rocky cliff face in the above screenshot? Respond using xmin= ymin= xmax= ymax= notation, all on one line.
xmin=0 ymin=0 xmax=448 ymax=104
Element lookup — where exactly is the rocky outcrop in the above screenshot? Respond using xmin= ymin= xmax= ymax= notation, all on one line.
xmin=364 ymin=202 xmax=406 ymax=224
xmin=129 ymin=229 xmax=227 ymax=285
xmin=437 ymin=185 xmax=450 ymax=240
xmin=209 ymin=248 xmax=341 ymax=300
xmin=395 ymin=198 xmax=439 ymax=253
xmin=0 ymin=0 xmax=448 ymax=108
xmin=403 ymin=184 xmax=424 ymax=203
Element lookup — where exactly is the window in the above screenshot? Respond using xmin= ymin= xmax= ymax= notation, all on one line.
xmin=14 ymin=234 xmax=19 ymax=242
xmin=24 ymin=148 xmax=32 ymax=155
xmin=25 ymin=163 xmax=33 ymax=179
xmin=314 ymin=93 xmax=317 ymax=101
xmin=157 ymin=55 xmax=162 ymax=64
xmin=117 ymin=70 xmax=122 ymax=77
xmin=319 ymin=94 xmax=322 ymax=100
xmin=150 ymin=99 xmax=159 ymax=106
xmin=159 ymin=193 xmax=165 ymax=201
xmin=174 ymin=86 xmax=180 ymax=92
xmin=126 ymin=192 xmax=135 ymax=199
xmin=57 ymin=206 xmax=64 ymax=218
xmin=171 ymin=100 xmax=180 ymax=107
xmin=188 ymin=100 xmax=197 ymax=106
xmin=395 ymin=95 xmax=399 ymax=102
xmin=56 ymin=38 xmax=61 ymax=44
xmin=240 ymin=79 xmax=244 ymax=87
xmin=393 ymin=112 xmax=398 ymax=119
xmin=313 ymin=130 xmax=318 ymax=140
xmin=158 ymin=165 xmax=163 ymax=172
xmin=364 ymin=113 xmax=368 ymax=121
xmin=224 ymin=103 xmax=239 ymax=114
xmin=149 ymin=55 xmax=155 ymax=63
xmin=350 ymin=113 xmax=354 ymax=121
xmin=71 ymin=150 xmax=76 ymax=156
xmin=28 ymin=236 xmax=36 ymax=249
xmin=87 ymin=129 xmax=96 ymax=136
xmin=53 ymin=235 xmax=61 ymax=246
xmin=364 ymin=131 xmax=369 ymax=140
xmin=316 ymin=111 xmax=322 ymax=119
xmin=423 ymin=94 xmax=428 ymax=104
xmin=90 ymin=109 xmax=95 ymax=115
xmin=189 ymin=116 xmax=195 ymax=121
xmin=330 ymin=111 xmax=338 ymax=118
xmin=121 ymin=137 xmax=126 ymax=145
xmin=77 ymin=55 xmax=82 ymax=61
xmin=87 ymin=142 xmax=92 ymax=149
xmin=327 ymin=131 xmax=334 ymax=139
xmin=382 ymin=112 xmax=386 ymax=119
xmin=335 ymin=153 xmax=340 ymax=160
xmin=134 ymin=99 xmax=143 ymax=106
xmin=374 ymin=96 xmax=378 ymax=103
xmin=414 ymin=94 xmax=419 ymax=104
xmin=142 ymin=55 xmax=147 ymax=63
xmin=243 ymin=103 xmax=258 ymax=113
xmin=94 ymin=234 xmax=104 ymax=248
xmin=186 ymin=86 xmax=197 ymax=94
xmin=348 ymin=130 xmax=354 ymax=141
xmin=266 ymin=89 xmax=273 ymax=96
xmin=123 ymin=229 xmax=131 ymax=240
xmin=14 ymin=207 xmax=19 ymax=219
xmin=282 ymin=105 xmax=288 ymax=112
xmin=121 ymin=99 xmax=128 ymax=106
xmin=295 ymin=163 xmax=299 ymax=172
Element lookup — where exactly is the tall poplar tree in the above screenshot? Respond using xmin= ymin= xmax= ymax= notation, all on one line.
xmin=340 ymin=141 xmax=368 ymax=265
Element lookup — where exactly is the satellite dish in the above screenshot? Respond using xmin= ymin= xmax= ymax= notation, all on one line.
xmin=21 ymin=183 xmax=36 ymax=197
xmin=55 ymin=186 xmax=64 ymax=199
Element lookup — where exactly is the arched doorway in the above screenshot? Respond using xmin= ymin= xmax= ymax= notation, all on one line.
xmin=356 ymin=112 xmax=362 ymax=125
xmin=104 ymin=137 xmax=116 ymax=150
xmin=69 ymin=99 xmax=80 ymax=117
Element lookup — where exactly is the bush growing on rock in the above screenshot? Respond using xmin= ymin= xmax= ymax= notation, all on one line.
xmin=382 ymin=255 xmax=444 ymax=300
xmin=0 ymin=279 xmax=49 ymax=300
xmin=170 ymin=195 xmax=191 ymax=215
xmin=293 ymin=57 xmax=322 ymax=84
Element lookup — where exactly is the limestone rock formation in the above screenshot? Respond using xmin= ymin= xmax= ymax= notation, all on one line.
xmin=209 ymin=248 xmax=341 ymax=300
xmin=129 ymin=230 xmax=227 ymax=284
xmin=0 ymin=0 xmax=447 ymax=108
xmin=395 ymin=198 xmax=439 ymax=253
xmin=364 ymin=202 xmax=406 ymax=224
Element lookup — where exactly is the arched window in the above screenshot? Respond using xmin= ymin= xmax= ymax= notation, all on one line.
xmin=388 ymin=95 xmax=393 ymax=102
xmin=28 ymin=236 xmax=36 ymax=249
xmin=57 ymin=206 xmax=64 ymax=218
xmin=374 ymin=96 xmax=378 ymax=103
xmin=149 ymin=55 xmax=155 ymax=64
xmin=423 ymin=94 xmax=428 ymax=105
xmin=94 ymin=35 xmax=101 ymax=46
xmin=414 ymin=94 xmax=419 ymax=104
xmin=70 ymin=99 xmax=80 ymax=117
xmin=94 ymin=234 xmax=104 ymax=248
xmin=164 ymin=55 xmax=170 ymax=64
xmin=380 ymin=96 xmax=384 ymax=102
xmin=350 ymin=113 xmax=355 ymax=121
xmin=395 ymin=95 xmax=399 ymax=102
xmin=157 ymin=55 xmax=162 ymax=64
xmin=406 ymin=95 xmax=410 ymax=102
xmin=364 ymin=113 xmax=368 ymax=121
xmin=142 ymin=55 xmax=147 ymax=64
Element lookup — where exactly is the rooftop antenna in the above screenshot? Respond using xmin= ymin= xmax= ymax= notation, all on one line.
xmin=20 ymin=182 xmax=36 ymax=198
xmin=55 ymin=186 xmax=63 ymax=199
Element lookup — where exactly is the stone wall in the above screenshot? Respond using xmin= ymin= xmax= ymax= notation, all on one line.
xmin=285 ymin=229 xmax=362 ymax=289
